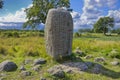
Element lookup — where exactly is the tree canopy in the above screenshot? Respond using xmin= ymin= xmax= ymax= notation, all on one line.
xmin=24 ymin=0 xmax=70 ymax=29
xmin=93 ymin=17 xmax=114 ymax=35
xmin=0 ymin=0 xmax=3 ymax=9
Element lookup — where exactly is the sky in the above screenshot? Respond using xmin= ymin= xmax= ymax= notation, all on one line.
xmin=0 ymin=0 xmax=120 ymax=30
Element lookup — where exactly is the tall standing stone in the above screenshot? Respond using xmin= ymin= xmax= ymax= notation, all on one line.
xmin=45 ymin=8 xmax=73 ymax=60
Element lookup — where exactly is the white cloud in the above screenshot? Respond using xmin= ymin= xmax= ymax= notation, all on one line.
xmin=85 ymin=0 xmax=117 ymax=8
xmin=79 ymin=0 xmax=102 ymax=29
xmin=0 ymin=22 xmax=23 ymax=30
xmin=0 ymin=22 xmax=17 ymax=26
xmin=108 ymin=9 xmax=120 ymax=28
xmin=82 ymin=0 xmax=117 ymax=20
xmin=0 ymin=8 xmax=26 ymax=22
xmin=108 ymin=10 xmax=120 ymax=23
xmin=0 ymin=4 xmax=34 ymax=28
xmin=73 ymin=0 xmax=118 ymax=30
xmin=71 ymin=7 xmax=120 ymax=30
xmin=0 ymin=3 xmax=44 ymax=30
xmin=0 ymin=4 xmax=33 ymax=23
xmin=71 ymin=11 xmax=81 ymax=19
xmin=70 ymin=11 xmax=93 ymax=30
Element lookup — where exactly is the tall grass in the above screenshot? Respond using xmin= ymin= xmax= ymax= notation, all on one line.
xmin=0 ymin=32 xmax=120 ymax=59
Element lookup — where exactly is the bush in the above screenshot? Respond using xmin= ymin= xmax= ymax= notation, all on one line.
xmin=111 ymin=29 xmax=120 ymax=35
xmin=85 ymin=32 xmax=92 ymax=36
xmin=74 ymin=32 xmax=81 ymax=38
xmin=0 ymin=46 xmax=6 ymax=55
xmin=1 ymin=31 xmax=20 ymax=38
xmin=12 ymin=32 xmax=20 ymax=38
xmin=108 ymin=49 xmax=120 ymax=59
xmin=4 ymin=32 xmax=13 ymax=37
xmin=117 ymin=32 xmax=120 ymax=35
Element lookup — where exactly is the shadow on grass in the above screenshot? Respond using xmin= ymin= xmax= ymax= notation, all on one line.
xmin=84 ymin=61 xmax=120 ymax=79
xmin=55 ymin=54 xmax=120 ymax=79
xmin=53 ymin=53 xmax=84 ymax=63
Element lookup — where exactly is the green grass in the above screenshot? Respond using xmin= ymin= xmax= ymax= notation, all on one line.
xmin=0 ymin=31 xmax=120 ymax=80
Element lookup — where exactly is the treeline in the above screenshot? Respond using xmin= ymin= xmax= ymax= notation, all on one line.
xmin=0 ymin=30 xmax=44 ymax=38
xmin=74 ymin=28 xmax=120 ymax=38
xmin=77 ymin=28 xmax=120 ymax=34
xmin=111 ymin=28 xmax=120 ymax=34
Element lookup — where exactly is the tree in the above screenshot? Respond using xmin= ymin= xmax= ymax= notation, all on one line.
xmin=24 ymin=0 xmax=70 ymax=29
xmin=93 ymin=17 xmax=114 ymax=35
xmin=0 ymin=0 xmax=3 ymax=9
xmin=78 ymin=29 xmax=93 ymax=33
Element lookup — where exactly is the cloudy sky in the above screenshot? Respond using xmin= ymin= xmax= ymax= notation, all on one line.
xmin=0 ymin=0 xmax=120 ymax=30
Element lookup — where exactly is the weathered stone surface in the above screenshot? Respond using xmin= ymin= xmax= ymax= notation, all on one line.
xmin=40 ymin=78 xmax=46 ymax=80
xmin=84 ymin=55 xmax=93 ymax=59
xmin=19 ymin=65 xmax=26 ymax=71
xmin=48 ymin=61 xmax=117 ymax=77
xmin=0 ymin=73 xmax=7 ymax=78
xmin=33 ymin=58 xmax=46 ymax=65
xmin=63 ymin=62 xmax=88 ymax=71
xmin=45 ymin=8 xmax=73 ymax=60
xmin=85 ymin=62 xmax=94 ymax=68
xmin=0 ymin=60 xmax=18 ymax=72
xmin=52 ymin=70 xmax=65 ymax=78
xmin=0 ymin=74 xmax=7 ymax=80
xmin=91 ymin=64 xmax=102 ymax=74
xmin=48 ymin=62 xmax=89 ymax=76
xmin=24 ymin=59 xmax=33 ymax=64
xmin=32 ymin=65 xmax=41 ymax=72
xmin=111 ymin=61 xmax=119 ymax=66
xmin=48 ymin=67 xmax=65 ymax=78
xmin=94 ymin=57 xmax=105 ymax=62
xmin=20 ymin=71 xmax=32 ymax=77
xmin=74 ymin=47 xmax=86 ymax=57
xmin=0 ymin=77 xmax=6 ymax=80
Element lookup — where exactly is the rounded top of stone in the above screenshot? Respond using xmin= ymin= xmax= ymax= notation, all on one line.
xmin=49 ymin=8 xmax=69 ymax=13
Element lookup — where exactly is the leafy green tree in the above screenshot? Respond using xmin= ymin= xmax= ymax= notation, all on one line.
xmin=93 ymin=17 xmax=114 ymax=35
xmin=0 ymin=0 xmax=3 ymax=9
xmin=24 ymin=0 xmax=70 ymax=29
xmin=74 ymin=32 xmax=81 ymax=38
xmin=116 ymin=28 xmax=120 ymax=35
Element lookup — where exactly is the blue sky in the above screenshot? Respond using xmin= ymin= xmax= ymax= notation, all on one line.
xmin=0 ymin=0 xmax=120 ymax=30
xmin=0 ymin=0 xmax=83 ymax=16
xmin=0 ymin=0 xmax=32 ymax=16
xmin=70 ymin=0 xmax=83 ymax=13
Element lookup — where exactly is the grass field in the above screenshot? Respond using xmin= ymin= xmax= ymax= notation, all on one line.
xmin=0 ymin=30 xmax=120 ymax=80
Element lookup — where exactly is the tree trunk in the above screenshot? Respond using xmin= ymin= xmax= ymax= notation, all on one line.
xmin=103 ymin=31 xmax=106 ymax=36
xmin=103 ymin=27 xmax=107 ymax=36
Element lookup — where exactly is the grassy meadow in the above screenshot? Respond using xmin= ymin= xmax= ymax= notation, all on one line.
xmin=0 ymin=30 xmax=120 ymax=80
